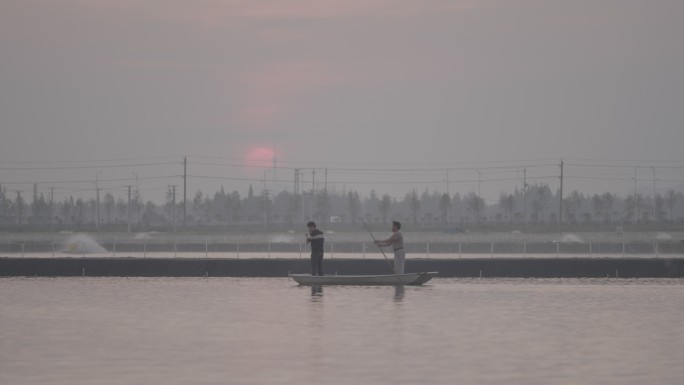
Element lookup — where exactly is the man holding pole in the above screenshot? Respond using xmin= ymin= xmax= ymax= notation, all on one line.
xmin=306 ymin=221 xmax=325 ymax=276
xmin=375 ymin=221 xmax=404 ymax=274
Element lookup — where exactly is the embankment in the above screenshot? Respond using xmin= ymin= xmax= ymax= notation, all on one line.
xmin=1 ymin=257 xmax=682 ymax=278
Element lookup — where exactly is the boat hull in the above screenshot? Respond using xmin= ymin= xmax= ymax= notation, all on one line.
xmin=289 ymin=272 xmax=438 ymax=286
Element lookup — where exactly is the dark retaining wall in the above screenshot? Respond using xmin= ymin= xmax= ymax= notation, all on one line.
xmin=1 ymin=258 xmax=683 ymax=278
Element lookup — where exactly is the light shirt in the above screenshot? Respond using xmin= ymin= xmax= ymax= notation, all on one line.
xmin=390 ymin=231 xmax=403 ymax=250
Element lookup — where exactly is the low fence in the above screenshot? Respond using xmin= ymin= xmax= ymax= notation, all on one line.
xmin=1 ymin=240 xmax=683 ymax=258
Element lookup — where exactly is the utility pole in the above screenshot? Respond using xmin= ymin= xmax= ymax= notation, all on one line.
xmin=127 ymin=185 xmax=132 ymax=233
xmin=95 ymin=171 xmax=101 ymax=230
xmin=170 ymin=185 xmax=177 ymax=233
xmin=294 ymin=169 xmax=299 ymax=195
xmin=183 ymin=156 xmax=187 ymax=227
xmin=132 ymin=172 xmax=140 ymax=224
xmin=324 ymin=168 xmax=328 ymax=193
xmin=559 ymin=159 xmax=564 ymax=225
xmin=50 ymin=187 xmax=54 ymax=232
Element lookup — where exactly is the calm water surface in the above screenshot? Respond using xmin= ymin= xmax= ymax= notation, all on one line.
xmin=1 ymin=277 xmax=683 ymax=385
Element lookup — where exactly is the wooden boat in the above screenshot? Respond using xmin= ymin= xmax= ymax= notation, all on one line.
xmin=289 ymin=272 xmax=438 ymax=286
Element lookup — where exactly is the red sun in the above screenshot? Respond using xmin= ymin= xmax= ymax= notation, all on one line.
xmin=244 ymin=147 xmax=276 ymax=169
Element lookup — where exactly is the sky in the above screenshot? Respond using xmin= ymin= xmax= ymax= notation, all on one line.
xmin=1 ymin=0 xmax=684 ymax=204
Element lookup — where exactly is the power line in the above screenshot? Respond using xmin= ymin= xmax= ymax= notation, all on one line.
xmin=0 ymin=161 xmax=179 ymax=171
xmin=0 ymin=175 xmax=180 ymax=185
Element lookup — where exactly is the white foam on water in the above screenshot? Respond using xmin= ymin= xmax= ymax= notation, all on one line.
xmin=63 ymin=234 xmax=107 ymax=254
xmin=560 ymin=233 xmax=584 ymax=243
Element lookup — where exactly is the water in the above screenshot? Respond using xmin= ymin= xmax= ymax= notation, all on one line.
xmin=1 ymin=278 xmax=683 ymax=385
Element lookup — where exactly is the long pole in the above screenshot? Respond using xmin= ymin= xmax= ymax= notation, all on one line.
xmin=363 ymin=223 xmax=398 ymax=277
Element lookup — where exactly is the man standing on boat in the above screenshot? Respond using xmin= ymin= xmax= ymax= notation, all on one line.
xmin=375 ymin=221 xmax=404 ymax=274
xmin=306 ymin=221 xmax=325 ymax=276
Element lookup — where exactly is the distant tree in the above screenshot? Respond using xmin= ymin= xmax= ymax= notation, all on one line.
xmin=258 ymin=190 xmax=271 ymax=227
xmin=499 ymin=193 xmax=515 ymax=223
xmin=230 ymin=191 xmax=242 ymax=223
xmin=665 ymin=189 xmax=677 ymax=222
xmin=623 ymin=195 xmax=642 ymax=223
xmin=531 ymin=198 xmax=543 ymax=222
xmin=602 ymin=192 xmax=615 ymax=223
xmin=465 ymin=192 xmax=484 ymax=223
xmin=633 ymin=194 xmax=645 ymax=222
xmin=654 ymin=194 xmax=665 ymax=222
xmin=75 ymin=198 xmax=85 ymax=226
xmin=133 ymin=189 xmax=142 ymax=224
xmin=88 ymin=198 xmax=97 ymax=225
xmin=564 ymin=191 xmax=583 ymax=222
xmin=192 ymin=190 xmax=204 ymax=222
xmin=116 ymin=198 xmax=127 ymax=223
xmin=439 ymin=193 xmax=451 ymax=225
xmin=15 ymin=192 xmax=25 ymax=226
xmin=407 ymin=190 xmax=420 ymax=225
xmin=30 ymin=185 xmax=49 ymax=224
xmin=0 ymin=185 xmax=7 ymax=219
xmin=104 ymin=193 xmax=115 ymax=224
xmin=142 ymin=201 xmax=156 ymax=226
xmin=347 ymin=191 xmax=361 ymax=225
xmin=61 ymin=197 xmax=74 ymax=225
xmin=536 ymin=186 xmax=547 ymax=222
xmin=369 ymin=190 xmax=378 ymax=202
xmin=286 ymin=192 xmax=300 ymax=224
xmin=379 ymin=194 xmax=392 ymax=225
xmin=202 ymin=196 xmax=212 ymax=223
xmin=591 ymin=194 xmax=603 ymax=223
xmin=315 ymin=191 xmax=331 ymax=222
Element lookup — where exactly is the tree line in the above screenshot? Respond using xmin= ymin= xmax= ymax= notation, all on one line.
xmin=0 ymin=182 xmax=682 ymax=229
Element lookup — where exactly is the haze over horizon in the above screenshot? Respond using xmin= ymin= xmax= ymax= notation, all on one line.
xmin=2 ymin=0 xmax=683 ymax=203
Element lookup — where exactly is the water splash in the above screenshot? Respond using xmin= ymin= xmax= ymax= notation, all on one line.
xmin=63 ymin=234 xmax=107 ymax=254
xmin=655 ymin=233 xmax=673 ymax=240
xmin=560 ymin=233 xmax=584 ymax=243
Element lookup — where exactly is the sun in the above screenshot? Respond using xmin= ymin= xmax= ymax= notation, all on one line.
xmin=244 ymin=147 xmax=276 ymax=169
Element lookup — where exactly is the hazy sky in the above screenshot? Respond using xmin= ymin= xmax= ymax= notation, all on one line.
xmin=1 ymin=0 xmax=683 ymax=203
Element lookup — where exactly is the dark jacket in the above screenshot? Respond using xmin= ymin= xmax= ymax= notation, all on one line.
xmin=308 ymin=229 xmax=325 ymax=254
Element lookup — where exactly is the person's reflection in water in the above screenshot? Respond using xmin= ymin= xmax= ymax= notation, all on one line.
xmin=311 ymin=284 xmax=323 ymax=297
xmin=394 ymin=285 xmax=405 ymax=301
